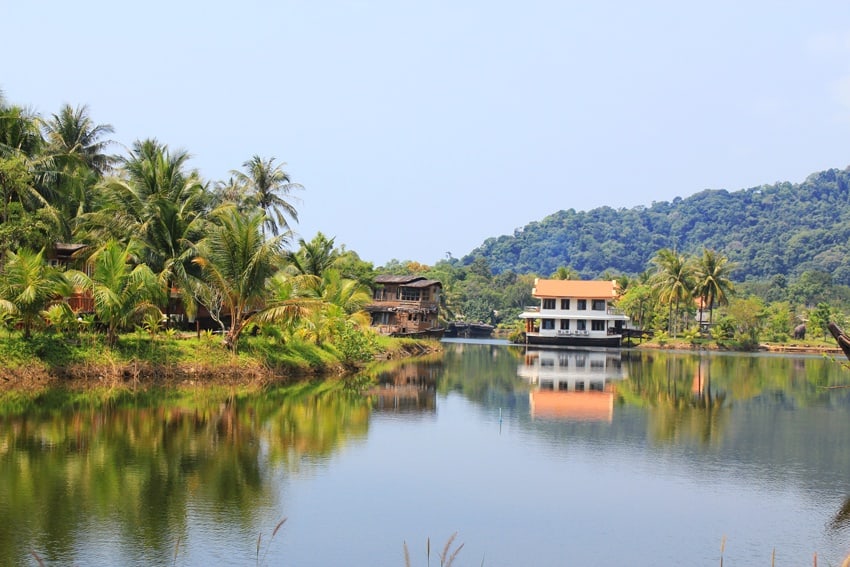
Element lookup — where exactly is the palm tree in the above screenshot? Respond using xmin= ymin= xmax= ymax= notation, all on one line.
xmin=193 ymin=206 xmax=297 ymax=352
xmin=0 ymin=95 xmax=42 ymax=158
xmin=43 ymin=104 xmax=115 ymax=176
xmin=551 ymin=266 xmax=579 ymax=280
xmin=0 ymin=99 xmax=50 ymax=226
xmin=288 ymin=232 xmax=339 ymax=277
xmin=84 ymin=139 xmax=206 ymax=318
xmin=693 ymin=248 xmax=735 ymax=326
xmin=651 ymin=248 xmax=694 ymax=336
xmin=282 ymin=269 xmax=371 ymax=346
xmin=0 ymin=248 xmax=72 ymax=338
xmin=66 ymin=240 xmax=165 ymax=346
xmin=210 ymin=176 xmax=250 ymax=210
xmin=232 ymin=155 xmax=302 ymax=237
xmin=41 ymin=104 xmax=115 ymax=239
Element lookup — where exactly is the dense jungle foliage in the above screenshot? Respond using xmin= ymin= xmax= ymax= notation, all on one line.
xmin=0 ymin=90 xmax=383 ymax=365
xmin=464 ymin=167 xmax=850 ymax=284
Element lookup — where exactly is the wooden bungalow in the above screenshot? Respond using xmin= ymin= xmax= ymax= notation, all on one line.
xmin=366 ymin=275 xmax=443 ymax=337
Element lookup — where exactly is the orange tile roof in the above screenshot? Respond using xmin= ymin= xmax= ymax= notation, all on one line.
xmin=529 ymin=390 xmax=614 ymax=421
xmin=532 ymin=279 xmax=619 ymax=299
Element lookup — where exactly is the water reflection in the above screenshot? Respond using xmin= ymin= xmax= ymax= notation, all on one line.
xmin=517 ymin=348 xmax=626 ymax=422
xmin=0 ymin=383 xmax=370 ymax=566
xmin=366 ymin=355 xmax=440 ymax=414
xmin=6 ymin=345 xmax=850 ymax=565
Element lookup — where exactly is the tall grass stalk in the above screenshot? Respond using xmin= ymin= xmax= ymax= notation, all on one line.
xmin=439 ymin=532 xmax=463 ymax=567
xmin=257 ymin=517 xmax=287 ymax=567
xmin=172 ymin=535 xmax=181 ymax=566
xmin=404 ymin=533 xmax=467 ymax=567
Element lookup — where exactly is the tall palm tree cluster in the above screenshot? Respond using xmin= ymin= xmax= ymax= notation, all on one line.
xmin=617 ymin=247 xmax=735 ymax=337
xmin=0 ymin=92 xmax=373 ymax=355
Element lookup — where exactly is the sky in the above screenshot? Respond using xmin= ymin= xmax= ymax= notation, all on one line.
xmin=5 ymin=1 xmax=850 ymax=266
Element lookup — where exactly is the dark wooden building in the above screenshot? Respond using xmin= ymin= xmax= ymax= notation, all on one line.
xmin=366 ymin=275 xmax=443 ymax=336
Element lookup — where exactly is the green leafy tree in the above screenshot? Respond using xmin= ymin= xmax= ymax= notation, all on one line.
xmin=764 ymin=301 xmax=794 ymax=342
xmin=0 ymin=248 xmax=71 ymax=338
xmin=808 ymin=302 xmax=833 ymax=340
xmin=616 ymin=282 xmax=655 ymax=331
xmin=724 ymin=296 xmax=766 ymax=347
xmin=334 ymin=247 xmax=375 ymax=288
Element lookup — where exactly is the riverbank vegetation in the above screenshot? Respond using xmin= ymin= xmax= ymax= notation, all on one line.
xmin=383 ymin=246 xmax=849 ymax=352
xmin=1 ymin=88 xmax=848 ymax=377
xmin=0 ymin=91 xmax=439 ymax=389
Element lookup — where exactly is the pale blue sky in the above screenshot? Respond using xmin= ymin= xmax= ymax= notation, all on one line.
xmin=5 ymin=1 xmax=850 ymax=266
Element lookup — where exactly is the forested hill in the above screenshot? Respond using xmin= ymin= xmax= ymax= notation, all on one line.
xmin=464 ymin=167 xmax=850 ymax=284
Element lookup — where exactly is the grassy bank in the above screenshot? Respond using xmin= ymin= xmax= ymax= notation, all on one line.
xmin=631 ymin=334 xmax=843 ymax=356
xmin=0 ymin=330 xmax=440 ymax=395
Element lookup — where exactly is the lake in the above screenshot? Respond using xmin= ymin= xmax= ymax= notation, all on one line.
xmin=3 ymin=340 xmax=850 ymax=566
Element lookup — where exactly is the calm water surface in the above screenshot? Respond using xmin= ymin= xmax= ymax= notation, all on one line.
xmin=4 ymin=341 xmax=850 ymax=566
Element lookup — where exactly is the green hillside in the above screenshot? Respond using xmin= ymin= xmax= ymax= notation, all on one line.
xmin=465 ymin=167 xmax=850 ymax=283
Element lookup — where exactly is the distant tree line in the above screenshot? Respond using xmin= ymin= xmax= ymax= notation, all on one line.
xmin=464 ymin=168 xmax=850 ymax=285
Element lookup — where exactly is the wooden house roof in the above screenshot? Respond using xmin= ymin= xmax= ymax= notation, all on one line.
xmin=374 ymin=275 xmax=441 ymax=288
xmin=532 ymin=278 xmax=619 ymax=299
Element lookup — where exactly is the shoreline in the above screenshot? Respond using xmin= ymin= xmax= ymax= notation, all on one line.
xmin=0 ymin=339 xmax=443 ymax=396
xmin=1 ymin=339 xmax=843 ymax=397
xmin=631 ymin=341 xmax=843 ymax=357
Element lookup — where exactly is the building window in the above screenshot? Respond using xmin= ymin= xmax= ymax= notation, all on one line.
xmin=560 ymin=299 xmax=570 ymax=310
xmin=421 ymin=288 xmax=430 ymax=301
xmin=592 ymin=300 xmax=606 ymax=311
xmin=591 ymin=320 xmax=605 ymax=331
xmin=542 ymin=319 xmax=555 ymax=330
xmin=401 ymin=288 xmax=421 ymax=301
xmin=560 ymin=319 xmax=570 ymax=330
xmin=542 ymin=298 xmax=556 ymax=310
xmin=577 ymin=299 xmax=587 ymax=310
xmin=576 ymin=320 xmax=587 ymax=331
xmin=575 ymin=380 xmax=585 ymax=391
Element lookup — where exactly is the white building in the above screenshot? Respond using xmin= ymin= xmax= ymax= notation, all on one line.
xmin=518 ymin=279 xmax=630 ymax=347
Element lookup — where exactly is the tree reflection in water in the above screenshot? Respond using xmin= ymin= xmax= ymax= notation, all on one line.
xmin=0 ymin=382 xmax=370 ymax=566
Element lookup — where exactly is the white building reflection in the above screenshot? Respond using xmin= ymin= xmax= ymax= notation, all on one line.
xmin=517 ymin=348 xmax=628 ymax=422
